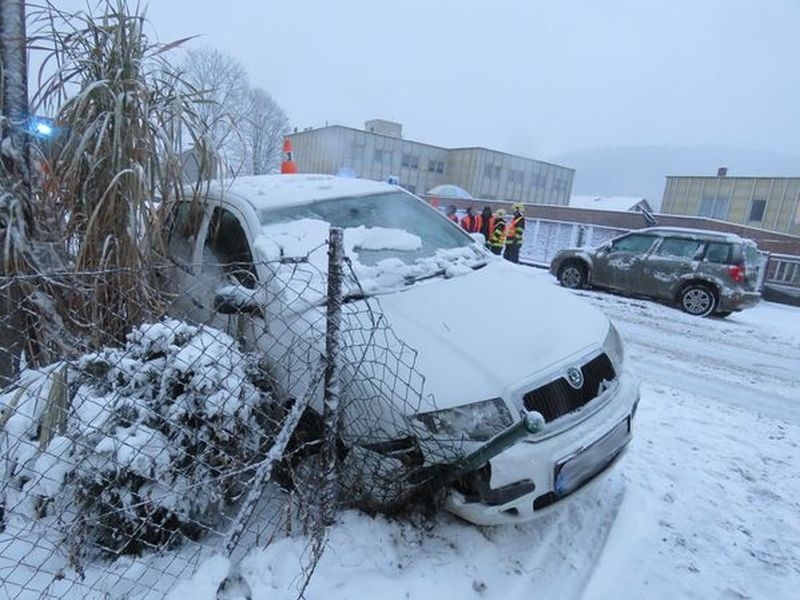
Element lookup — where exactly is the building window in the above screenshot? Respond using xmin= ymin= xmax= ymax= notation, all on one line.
xmin=483 ymin=164 xmax=501 ymax=179
xmin=428 ymin=159 xmax=436 ymax=172
xmin=373 ymin=149 xmax=393 ymax=164
xmin=351 ymin=143 xmax=365 ymax=159
xmin=530 ymin=173 xmax=546 ymax=188
xmin=509 ymin=169 xmax=524 ymax=185
xmin=436 ymin=160 xmax=444 ymax=174
xmin=699 ymin=196 xmax=730 ymax=220
xmin=748 ymin=199 xmax=766 ymax=222
xmin=401 ymin=153 xmax=419 ymax=169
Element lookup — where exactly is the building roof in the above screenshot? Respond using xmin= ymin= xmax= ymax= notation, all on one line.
xmin=570 ymin=195 xmax=650 ymax=212
xmin=289 ymin=124 xmax=574 ymax=171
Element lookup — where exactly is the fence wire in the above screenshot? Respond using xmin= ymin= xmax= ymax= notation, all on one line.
xmin=0 ymin=231 xmax=461 ymax=599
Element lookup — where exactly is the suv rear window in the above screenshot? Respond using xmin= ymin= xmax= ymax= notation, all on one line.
xmin=703 ymin=242 xmax=731 ymax=264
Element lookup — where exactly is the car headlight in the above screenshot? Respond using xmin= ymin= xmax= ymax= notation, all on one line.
xmin=412 ymin=398 xmax=514 ymax=442
xmin=603 ymin=322 xmax=625 ymax=370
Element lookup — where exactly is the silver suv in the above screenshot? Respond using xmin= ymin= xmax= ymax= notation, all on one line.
xmin=550 ymin=227 xmax=763 ymax=317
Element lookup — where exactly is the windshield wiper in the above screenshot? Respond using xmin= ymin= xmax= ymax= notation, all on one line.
xmin=404 ymin=268 xmax=447 ymax=285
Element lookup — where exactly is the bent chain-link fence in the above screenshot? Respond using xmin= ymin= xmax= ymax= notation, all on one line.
xmin=0 ymin=229 xmax=463 ymax=599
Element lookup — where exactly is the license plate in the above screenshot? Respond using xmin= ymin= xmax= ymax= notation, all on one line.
xmin=555 ymin=418 xmax=630 ymax=497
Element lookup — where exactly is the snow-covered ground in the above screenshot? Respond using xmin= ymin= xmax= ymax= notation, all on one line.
xmin=171 ymin=266 xmax=800 ymax=600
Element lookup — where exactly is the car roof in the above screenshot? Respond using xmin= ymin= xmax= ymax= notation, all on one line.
xmin=634 ymin=226 xmax=751 ymax=244
xmin=199 ymin=174 xmax=399 ymax=211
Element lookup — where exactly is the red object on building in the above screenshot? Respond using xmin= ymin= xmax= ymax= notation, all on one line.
xmin=281 ymin=137 xmax=298 ymax=174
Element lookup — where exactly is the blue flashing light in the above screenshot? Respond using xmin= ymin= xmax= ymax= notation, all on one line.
xmin=28 ymin=117 xmax=58 ymax=139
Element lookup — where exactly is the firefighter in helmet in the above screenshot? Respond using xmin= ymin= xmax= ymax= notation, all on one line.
xmin=503 ymin=202 xmax=526 ymax=263
xmin=487 ymin=208 xmax=507 ymax=255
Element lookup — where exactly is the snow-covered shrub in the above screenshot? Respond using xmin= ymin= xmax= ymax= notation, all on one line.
xmin=0 ymin=319 xmax=275 ymax=558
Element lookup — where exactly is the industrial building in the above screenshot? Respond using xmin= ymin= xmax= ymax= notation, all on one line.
xmin=287 ymin=119 xmax=574 ymax=205
xmin=660 ymin=168 xmax=800 ymax=237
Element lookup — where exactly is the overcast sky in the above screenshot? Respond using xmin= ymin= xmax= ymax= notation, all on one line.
xmin=49 ymin=0 xmax=800 ymax=161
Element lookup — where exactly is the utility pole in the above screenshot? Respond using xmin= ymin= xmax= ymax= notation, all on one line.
xmin=0 ymin=0 xmax=30 ymax=386
xmin=0 ymin=0 xmax=31 ymax=181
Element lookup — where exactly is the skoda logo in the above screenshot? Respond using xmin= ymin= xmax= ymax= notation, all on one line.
xmin=566 ymin=366 xmax=584 ymax=390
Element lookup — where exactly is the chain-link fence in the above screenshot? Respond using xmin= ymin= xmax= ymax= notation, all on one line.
xmin=0 ymin=229 xmax=467 ymax=599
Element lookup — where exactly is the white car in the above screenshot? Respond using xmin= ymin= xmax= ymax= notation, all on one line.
xmin=162 ymin=174 xmax=640 ymax=525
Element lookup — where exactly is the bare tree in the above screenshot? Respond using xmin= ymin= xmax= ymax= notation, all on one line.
xmin=243 ymin=87 xmax=289 ymax=175
xmin=181 ymin=46 xmax=250 ymax=175
xmin=181 ymin=47 xmax=290 ymax=176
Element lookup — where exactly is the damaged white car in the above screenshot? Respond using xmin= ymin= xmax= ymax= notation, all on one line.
xmin=162 ymin=174 xmax=640 ymax=525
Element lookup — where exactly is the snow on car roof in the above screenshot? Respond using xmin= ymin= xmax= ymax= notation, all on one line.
xmin=204 ymin=174 xmax=398 ymax=211
xmin=641 ymin=226 xmax=750 ymax=243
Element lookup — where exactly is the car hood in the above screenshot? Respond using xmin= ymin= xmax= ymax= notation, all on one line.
xmin=372 ymin=260 xmax=610 ymax=412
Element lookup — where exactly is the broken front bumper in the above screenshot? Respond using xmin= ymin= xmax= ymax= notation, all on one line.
xmin=444 ymin=371 xmax=639 ymax=525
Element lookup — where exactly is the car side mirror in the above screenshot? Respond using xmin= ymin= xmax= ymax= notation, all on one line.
xmin=213 ymin=285 xmax=264 ymax=318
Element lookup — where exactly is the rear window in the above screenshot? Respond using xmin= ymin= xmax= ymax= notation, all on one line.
xmin=703 ymin=242 xmax=731 ymax=264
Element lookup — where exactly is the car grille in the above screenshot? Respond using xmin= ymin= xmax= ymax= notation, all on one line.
xmin=522 ymin=353 xmax=616 ymax=422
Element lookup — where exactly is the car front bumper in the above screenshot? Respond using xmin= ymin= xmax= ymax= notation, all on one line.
xmin=443 ymin=371 xmax=640 ymax=525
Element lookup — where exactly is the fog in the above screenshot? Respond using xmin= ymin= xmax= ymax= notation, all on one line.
xmin=43 ymin=0 xmax=800 ymax=163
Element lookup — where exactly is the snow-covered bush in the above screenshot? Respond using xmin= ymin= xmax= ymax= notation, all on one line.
xmin=0 ymin=319 xmax=275 ymax=558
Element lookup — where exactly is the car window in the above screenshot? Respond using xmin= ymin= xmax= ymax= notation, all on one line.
xmin=166 ymin=201 xmax=204 ymax=264
xmin=610 ymin=234 xmax=657 ymax=253
xmin=205 ymin=207 xmax=258 ymax=289
xmin=654 ymin=237 xmax=704 ymax=259
xmin=703 ymin=242 xmax=731 ymax=264
xmin=258 ymin=191 xmax=474 ymax=265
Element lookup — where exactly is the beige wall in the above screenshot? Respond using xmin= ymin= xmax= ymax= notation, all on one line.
xmin=289 ymin=126 xmax=573 ymax=204
xmin=661 ymin=175 xmax=800 ymax=236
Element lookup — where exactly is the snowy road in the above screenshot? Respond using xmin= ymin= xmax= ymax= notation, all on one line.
xmin=172 ymin=269 xmax=800 ymax=600
xmin=575 ymin=288 xmax=800 ymax=424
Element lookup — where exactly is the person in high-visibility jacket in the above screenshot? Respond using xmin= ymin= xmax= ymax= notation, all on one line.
xmin=460 ymin=206 xmax=482 ymax=233
xmin=503 ymin=202 xmax=526 ymax=263
xmin=487 ymin=208 xmax=507 ymax=255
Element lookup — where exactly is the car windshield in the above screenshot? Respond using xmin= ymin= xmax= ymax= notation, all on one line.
xmin=255 ymin=191 xmax=485 ymax=296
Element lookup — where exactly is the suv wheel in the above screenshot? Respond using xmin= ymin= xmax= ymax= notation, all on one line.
xmin=679 ymin=284 xmax=716 ymax=317
xmin=558 ymin=262 xmax=587 ymax=289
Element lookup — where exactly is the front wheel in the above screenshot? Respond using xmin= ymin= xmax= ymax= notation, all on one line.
xmin=558 ymin=262 xmax=586 ymax=290
xmin=558 ymin=262 xmax=587 ymax=289
xmin=678 ymin=284 xmax=716 ymax=317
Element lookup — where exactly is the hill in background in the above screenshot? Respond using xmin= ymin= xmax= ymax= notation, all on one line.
xmin=548 ymin=146 xmax=800 ymax=211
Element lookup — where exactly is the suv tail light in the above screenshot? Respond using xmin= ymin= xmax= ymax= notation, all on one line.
xmin=727 ymin=264 xmax=745 ymax=284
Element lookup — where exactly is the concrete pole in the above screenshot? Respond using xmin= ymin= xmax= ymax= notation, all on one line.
xmin=1 ymin=0 xmax=31 ymax=179
xmin=0 ymin=0 xmax=30 ymax=385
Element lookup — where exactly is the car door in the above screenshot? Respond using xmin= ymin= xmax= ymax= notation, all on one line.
xmin=639 ymin=236 xmax=705 ymax=300
xmin=591 ymin=233 xmax=658 ymax=291
xmin=163 ymin=199 xmax=212 ymax=322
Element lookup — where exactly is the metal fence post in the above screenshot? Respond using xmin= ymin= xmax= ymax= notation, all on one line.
xmin=321 ymin=227 xmax=344 ymax=526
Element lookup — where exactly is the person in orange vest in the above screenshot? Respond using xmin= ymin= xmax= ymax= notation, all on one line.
xmin=460 ymin=206 xmax=482 ymax=233
xmin=503 ymin=202 xmax=526 ymax=263
xmin=445 ymin=204 xmax=459 ymax=223
xmin=487 ymin=208 xmax=507 ymax=255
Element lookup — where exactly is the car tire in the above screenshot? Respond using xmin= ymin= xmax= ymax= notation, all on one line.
xmin=714 ymin=311 xmax=732 ymax=318
xmin=678 ymin=283 xmax=717 ymax=317
xmin=558 ymin=262 xmax=587 ymax=289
